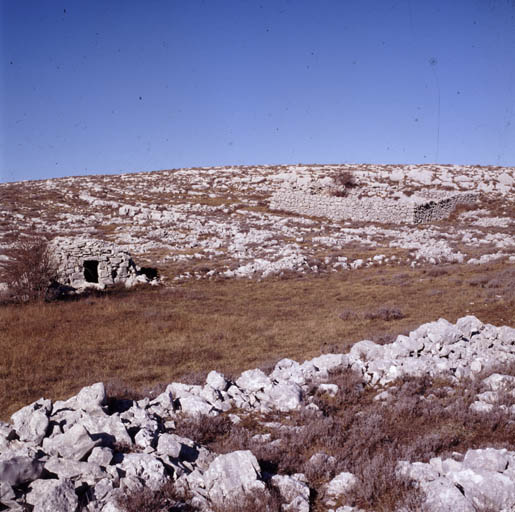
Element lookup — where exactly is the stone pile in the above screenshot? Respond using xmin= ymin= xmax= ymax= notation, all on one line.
xmin=49 ymin=237 xmax=157 ymax=291
xmin=1 ymin=315 xmax=514 ymax=511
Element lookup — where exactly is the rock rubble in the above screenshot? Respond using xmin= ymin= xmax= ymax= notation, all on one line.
xmin=1 ymin=315 xmax=514 ymax=511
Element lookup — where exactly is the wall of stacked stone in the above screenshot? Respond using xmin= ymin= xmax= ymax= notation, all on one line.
xmin=269 ymin=190 xmax=478 ymax=225
xmin=49 ymin=237 xmax=137 ymax=289
xmin=412 ymin=192 xmax=478 ymax=223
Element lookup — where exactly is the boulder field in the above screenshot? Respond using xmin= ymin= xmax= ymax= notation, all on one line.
xmin=1 ymin=315 xmax=514 ymax=511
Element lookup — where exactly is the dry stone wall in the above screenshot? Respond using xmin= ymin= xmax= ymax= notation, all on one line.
xmin=269 ymin=190 xmax=478 ymax=225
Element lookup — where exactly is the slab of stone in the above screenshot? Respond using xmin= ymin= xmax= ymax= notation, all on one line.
xmin=463 ymin=448 xmax=509 ymax=473
xmin=271 ymin=473 xmax=310 ymax=511
xmin=203 ymin=450 xmax=265 ymax=507
xmin=324 ymin=472 xmax=358 ymax=507
xmin=420 ymin=477 xmax=475 ymax=512
xmin=205 ymin=371 xmax=228 ymax=391
xmin=42 ymin=424 xmax=99 ymax=461
xmin=118 ymin=453 xmax=167 ymax=491
xmin=27 ymin=478 xmax=78 ymax=512
xmin=447 ymin=468 xmax=515 ymax=510
xmin=236 ymin=369 xmax=272 ymax=393
xmin=11 ymin=399 xmax=51 ymax=445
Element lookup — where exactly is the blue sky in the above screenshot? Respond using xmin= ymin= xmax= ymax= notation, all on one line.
xmin=1 ymin=0 xmax=514 ymax=182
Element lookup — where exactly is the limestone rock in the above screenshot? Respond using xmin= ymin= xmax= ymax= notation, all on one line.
xmin=27 ymin=478 xmax=78 ymax=512
xmin=420 ymin=477 xmax=475 ymax=512
xmin=88 ymin=446 xmax=113 ymax=467
xmin=447 ymin=468 xmax=515 ymax=510
xmin=118 ymin=453 xmax=167 ymax=491
xmin=0 ymin=455 xmax=44 ymax=486
xmin=323 ymin=472 xmax=358 ymax=507
xmin=11 ymin=398 xmax=51 ymax=444
xmin=463 ymin=448 xmax=509 ymax=473
xmin=205 ymin=371 xmax=228 ymax=391
xmin=42 ymin=424 xmax=99 ymax=461
xmin=236 ymin=369 xmax=272 ymax=393
xmin=203 ymin=450 xmax=265 ymax=507
xmin=271 ymin=474 xmax=310 ymax=512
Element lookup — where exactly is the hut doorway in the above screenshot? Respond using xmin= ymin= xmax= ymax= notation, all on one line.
xmin=83 ymin=260 xmax=99 ymax=283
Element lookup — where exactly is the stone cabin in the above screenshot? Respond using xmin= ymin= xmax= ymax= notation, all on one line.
xmin=49 ymin=237 xmax=156 ymax=290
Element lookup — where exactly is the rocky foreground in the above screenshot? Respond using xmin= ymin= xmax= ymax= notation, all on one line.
xmin=1 ymin=315 xmax=515 ymax=511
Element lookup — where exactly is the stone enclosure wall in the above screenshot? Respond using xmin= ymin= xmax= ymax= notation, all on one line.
xmin=49 ymin=237 xmax=151 ymax=290
xmin=269 ymin=190 xmax=478 ymax=224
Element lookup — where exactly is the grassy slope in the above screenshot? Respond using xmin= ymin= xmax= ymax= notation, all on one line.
xmin=1 ymin=261 xmax=514 ymax=420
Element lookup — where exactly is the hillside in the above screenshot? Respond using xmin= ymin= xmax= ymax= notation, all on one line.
xmin=0 ymin=163 xmax=514 ymax=512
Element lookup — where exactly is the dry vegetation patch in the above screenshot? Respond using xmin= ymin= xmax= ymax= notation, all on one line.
xmin=1 ymin=261 xmax=514 ymax=419
xmin=169 ymin=365 xmax=515 ymax=511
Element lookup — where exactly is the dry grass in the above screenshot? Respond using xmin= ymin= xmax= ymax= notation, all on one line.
xmin=1 ymin=261 xmax=514 ymax=419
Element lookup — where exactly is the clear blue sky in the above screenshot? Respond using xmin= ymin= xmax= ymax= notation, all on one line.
xmin=1 ymin=0 xmax=514 ymax=182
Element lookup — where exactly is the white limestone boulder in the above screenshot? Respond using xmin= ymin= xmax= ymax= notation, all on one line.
xmin=11 ymin=398 xmax=52 ymax=445
xmin=42 ymin=424 xmax=99 ymax=461
xmin=271 ymin=474 xmax=310 ymax=512
xmin=26 ymin=478 xmax=78 ymax=512
xmin=236 ymin=369 xmax=273 ymax=393
xmin=202 ymin=450 xmax=265 ymax=507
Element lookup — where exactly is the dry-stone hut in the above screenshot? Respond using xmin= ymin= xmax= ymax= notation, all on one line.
xmin=49 ymin=237 xmax=156 ymax=290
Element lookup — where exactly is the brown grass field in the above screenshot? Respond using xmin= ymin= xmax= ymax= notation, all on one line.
xmin=1 ymin=261 xmax=514 ymax=420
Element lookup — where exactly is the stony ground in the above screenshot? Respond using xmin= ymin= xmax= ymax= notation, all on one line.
xmin=0 ymin=163 xmax=513 ymax=283
xmin=1 ymin=316 xmax=515 ymax=511
xmin=0 ymin=163 xmax=514 ymax=511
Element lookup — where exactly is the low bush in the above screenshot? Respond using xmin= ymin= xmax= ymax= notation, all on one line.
xmin=117 ymin=480 xmax=195 ymax=512
xmin=331 ymin=171 xmax=358 ymax=197
xmin=0 ymin=237 xmax=56 ymax=303
xmin=364 ymin=306 xmax=405 ymax=321
xmin=172 ymin=365 xmax=515 ymax=511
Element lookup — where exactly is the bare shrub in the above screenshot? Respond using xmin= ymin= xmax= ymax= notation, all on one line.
xmin=117 ymin=480 xmax=196 ymax=512
xmin=425 ymin=267 xmax=449 ymax=277
xmin=211 ymin=485 xmax=283 ymax=512
xmin=339 ymin=309 xmax=359 ymax=321
xmin=364 ymin=306 xmax=405 ymax=321
xmin=174 ymin=413 xmax=233 ymax=445
xmin=331 ymin=171 xmax=358 ymax=197
xmin=334 ymin=171 xmax=358 ymax=189
xmin=468 ymin=276 xmax=489 ymax=287
xmin=344 ymin=450 xmax=424 ymax=512
xmin=0 ymin=238 xmax=56 ymax=303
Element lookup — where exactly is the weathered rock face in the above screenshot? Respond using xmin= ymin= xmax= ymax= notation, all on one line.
xmin=49 ymin=236 xmax=156 ymax=290
xmin=1 ymin=315 xmax=514 ymax=512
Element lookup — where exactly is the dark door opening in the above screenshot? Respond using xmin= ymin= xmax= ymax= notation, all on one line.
xmin=84 ymin=260 xmax=99 ymax=283
xmin=139 ymin=267 xmax=159 ymax=280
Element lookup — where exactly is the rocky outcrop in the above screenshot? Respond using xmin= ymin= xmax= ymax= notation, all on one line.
xmin=1 ymin=316 xmax=514 ymax=511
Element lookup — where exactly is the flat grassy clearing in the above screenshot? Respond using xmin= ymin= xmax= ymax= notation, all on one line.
xmin=1 ymin=262 xmax=514 ymax=419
